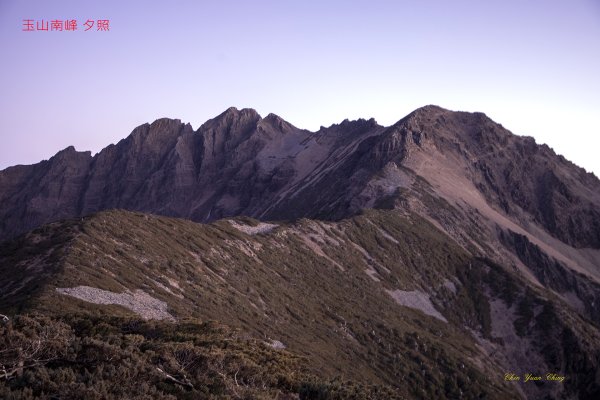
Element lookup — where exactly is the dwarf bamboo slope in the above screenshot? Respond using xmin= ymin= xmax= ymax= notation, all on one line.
xmin=0 ymin=209 xmax=598 ymax=399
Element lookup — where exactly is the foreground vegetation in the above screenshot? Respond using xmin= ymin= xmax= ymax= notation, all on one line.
xmin=0 ymin=314 xmax=407 ymax=399
xmin=2 ymin=209 xmax=599 ymax=398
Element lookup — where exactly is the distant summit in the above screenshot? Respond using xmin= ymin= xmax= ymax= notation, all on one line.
xmin=1 ymin=105 xmax=599 ymax=247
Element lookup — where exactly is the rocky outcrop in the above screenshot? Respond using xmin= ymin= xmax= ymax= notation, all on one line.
xmin=2 ymin=106 xmax=599 ymax=249
xmin=394 ymin=106 xmax=600 ymax=248
xmin=0 ymin=108 xmax=385 ymax=239
xmin=500 ymin=229 xmax=600 ymax=324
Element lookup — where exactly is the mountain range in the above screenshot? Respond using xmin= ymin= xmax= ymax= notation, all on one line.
xmin=1 ymin=105 xmax=599 ymax=399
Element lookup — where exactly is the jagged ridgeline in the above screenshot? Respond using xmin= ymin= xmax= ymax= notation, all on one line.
xmin=1 ymin=106 xmax=600 ymax=399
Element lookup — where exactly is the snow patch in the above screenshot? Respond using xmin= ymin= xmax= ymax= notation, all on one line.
xmin=56 ymin=286 xmax=175 ymax=321
xmin=150 ymin=277 xmax=184 ymax=299
xmin=229 ymin=221 xmax=278 ymax=235
xmin=377 ymin=228 xmax=399 ymax=244
xmin=164 ymin=275 xmax=182 ymax=290
xmin=350 ymin=242 xmax=390 ymax=273
xmin=291 ymin=229 xmax=344 ymax=271
xmin=364 ymin=267 xmax=381 ymax=282
xmin=386 ymin=289 xmax=447 ymax=322
xmin=267 ymin=339 xmax=286 ymax=350
xmin=224 ymin=239 xmax=263 ymax=258
xmin=443 ymin=279 xmax=457 ymax=294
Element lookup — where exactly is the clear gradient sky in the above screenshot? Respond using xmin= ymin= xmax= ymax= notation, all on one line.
xmin=1 ymin=0 xmax=599 ymax=175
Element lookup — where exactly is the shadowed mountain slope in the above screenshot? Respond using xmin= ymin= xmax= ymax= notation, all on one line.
xmin=1 ymin=106 xmax=598 ymax=252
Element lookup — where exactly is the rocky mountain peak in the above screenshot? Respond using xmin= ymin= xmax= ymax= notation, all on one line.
xmin=149 ymin=117 xmax=183 ymax=130
xmin=412 ymin=104 xmax=448 ymax=115
xmin=217 ymin=106 xmax=261 ymax=121
xmin=57 ymin=145 xmax=77 ymax=154
xmin=49 ymin=145 xmax=92 ymax=166
xmin=261 ymin=113 xmax=294 ymax=132
xmin=200 ymin=107 xmax=261 ymax=135
xmin=1 ymin=105 xmax=599 ymax=252
xmin=317 ymin=118 xmax=381 ymax=142
xmin=122 ymin=118 xmax=191 ymax=161
xmin=339 ymin=117 xmax=379 ymax=129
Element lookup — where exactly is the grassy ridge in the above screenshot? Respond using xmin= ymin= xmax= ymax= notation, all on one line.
xmin=3 ymin=209 xmax=598 ymax=398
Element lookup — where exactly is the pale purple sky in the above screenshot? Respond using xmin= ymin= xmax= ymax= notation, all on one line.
xmin=1 ymin=0 xmax=599 ymax=174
